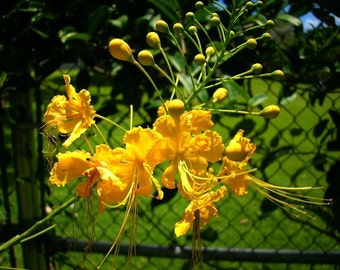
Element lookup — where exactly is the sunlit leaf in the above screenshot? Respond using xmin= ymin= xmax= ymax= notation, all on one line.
xmin=248 ymin=93 xmax=268 ymax=107
xmin=60 ymin=32 xmax=91 ymax=43
xmin=276 ymin=13 xmax=302 ymax=27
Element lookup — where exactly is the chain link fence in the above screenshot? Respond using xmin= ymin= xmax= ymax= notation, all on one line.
xmin=31 ymin=71 xmax=340 ymax=269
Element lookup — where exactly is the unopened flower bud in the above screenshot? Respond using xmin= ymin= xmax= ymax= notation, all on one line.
xmin=266 ymin=20 xmax=275 ymax=28
xmin=246 ymin=1 xmax=255 ymax=8
xmin=156 ymin=20 xmax=169 ymax=33
xmin=261 ymin=105 xmax=280 ymax=119
xmin=262 ymin=32 xmax=271 ymax=40
xmin=205 ymin=46 xmax=215 ymax=57
xmin=212 ymin=87 xmax=228 ymax=103
xmin=225 ymin=129 xmax=255 ymax=162
xmin=188 ymin=25 xmax=197 ymax=35
xmin=109 ymin=38 xmax=133 ymax=62
xmin=210 ymin=15 xmax=220 ymax=27
xmin=257 ymin=1 xmax=263 ymax=7
xmin=157 ymin=101 xmax=169 ymax=116
xmin=146 ymin=32 xmax=161 ymax=48
xmin=246 ymin=38 xmax=257 ymax=49
xmin=271 ymin=70 xmax=285 ymax=80
xmin=251 ymin=63 xmax=263 ymax=74
xmin=138 ymin=50 xmax=154 ymax=66
xmin=185 ymin=12 xmax=195 ymax=20
xmin=195 ymin=1 xmax=204 ymax=9
xmin=194 ymin=54 xmax=206 ymax=66
xmin=173 ymin=23 xmax=184 ymax=34
xmin=168 ymin=99 xmax=185 ymax=118
xmin=229 ymin=30 xmax=235 ymax=38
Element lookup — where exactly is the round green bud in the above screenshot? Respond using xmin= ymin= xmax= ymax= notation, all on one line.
xmin=194 ymin=54 xmax=206 ymax=66
xmin=262 ymin=32 xmax=271 ymax=40
xmin=173 ymin=23 xmax=184 ymax=34
xmin=246 ymin=38 xmax=257 ymax=49
xmin=246 ymin=1 xmax=255 ymax=8
xmin=229 ymin=30 xmax=235 ymax=38
xmin=168 ymin=99 xmax=185 ymax=118
xmin=156 ymin=20 xmax=169 ymax=33
xmin=205 ymin=46 xmax=215 ymax=57
xmin=146 ymin=32 xmax=161 ymax=48
xmin=257 ymin=1 xmax=263 ymax=7
xmin=251 ymin=63 xmax=263 ymax=74
xmin=261 ymin=105 xmax=280 ymax=119
xmin=188 ymin=25 xmax=197 ymax=35
xmin=210 ymin=15 xmax=220 ymax=27
xmin=138 ymin=50 xmax=154 ymax=66
xmin=266 ymin=20 xmax=275 ymax=28
xmin=195 ymin=1 xmax=204 ymax=9
xmin=185 ymin=12 xmax=195 ymax=20
xmin=271 ymin=70 xmax=285 ymax=80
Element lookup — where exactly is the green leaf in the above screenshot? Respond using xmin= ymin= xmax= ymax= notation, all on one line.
xmin=167 ymin=51 xmax=186 ymax=73
xmin=60 ymin=32 xmax=91 ymax=43
xmin=277 ymin=13 xmax=302 ymax=27
xmin=31 ymin=27 xmax=49 ymax=39
xmin=248 ymin=93 xmax=268 ymax=107
xmin=178 ymin=73 xmax=194 ymax=94
xmin=88 ymin=6 xmax=110 ymax=37
xmin=223 ymin=80 xmax=249 ymax=102
xmin=109 ymin=15 xmax=128 ymax=29
xmin=147 ymin=0 xmax=179 ymax=22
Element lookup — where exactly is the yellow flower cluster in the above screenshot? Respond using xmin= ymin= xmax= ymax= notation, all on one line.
xmin=42 ymin=1 xmax=332 ymax=267
xmin=44 ymin=81 xmax=328 ymax=239
xmin=44 ymin=80 xmax=256 ymax=231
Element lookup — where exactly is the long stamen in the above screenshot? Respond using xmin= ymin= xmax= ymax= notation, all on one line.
xmin=251 ymin=176 xmax=332 ymax=205
xmin=97 ymin=182 xmax=136 ymax=269
xmin=255 ymin=186 xmax=314 ymax=220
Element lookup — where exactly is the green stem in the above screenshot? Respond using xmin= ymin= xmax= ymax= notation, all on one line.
xmin=207 ymin=108 xmax=261 ymax=116
xmin=131 ymin=59 xmax=167 ymax=110
xmin=95 ymin=114 xmax=127 ymax=132
xmin=0 ymin=195 xmax=79 ymax=254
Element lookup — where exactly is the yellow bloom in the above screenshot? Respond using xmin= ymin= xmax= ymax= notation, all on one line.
xmin=225 ymin=129 xmax=256 ymax=163
xmin=49 ymin=150 xmax=93 ymax=187
xmin=219 ymin=130 xmax=256 ymax=195
xmin=218 ymin=131 xmax=332 ymax=217
xmin=99 ymin=127 xmax=169 ymax=212
xmin=49 ymin=144 xmax=130 ymax=211
xmin=44 ymin=75 xmax=96 ymax=147
xmin=153 ymin=104 xmax=225 ymax=237
xmin=219 ymin=169 xmax=251 ymax=196
xmin=174 ymin=186 xmax=227 ymax=237
xmin=153 ymin=108 xmax=223 ymax=189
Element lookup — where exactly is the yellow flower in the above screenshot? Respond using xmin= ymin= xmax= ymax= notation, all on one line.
xmin=49 ymin=144 xmax=129 ymax=210
xmin=153 ymin=104 xmax=226 ymax=237
xmin=219 ymin=169 xmax=251 ymax=196
xmin=153 ymin=108 xmax=223 ymax=189
xmin=225 ymin=129 xmax=256 ymax=163
xmin=219 ymin=130 xmax=256 ymax=195
xmin=49 ymin=150 xmax=93 ymax=187
xmin=44 ymin=75 xmax=96 ymax=147
xmin=218 ymin=131 xmax=332 ymax=217
xmin=99 ymin=127 xmax=169 ymax=212
xmin=174 ymin=186 xmax=227 ymax=237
